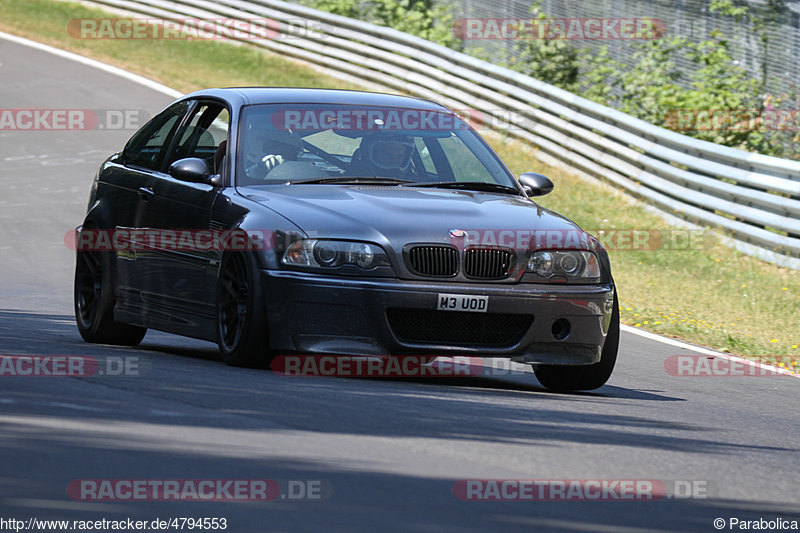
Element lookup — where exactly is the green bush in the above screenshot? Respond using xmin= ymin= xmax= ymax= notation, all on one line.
xmin=307 ymin=0 xmax=461 ymax=50
xmin=501 ymin=2 xmax=797 ymax=158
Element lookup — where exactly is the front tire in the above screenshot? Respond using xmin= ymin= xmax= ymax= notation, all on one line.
xmin=216 ymin=253 xmax=272 ymax=367
xmin=74 ymin=246 xmax=147 ymax=346
xmin=534 ymin=292 xmax=619 ymax=392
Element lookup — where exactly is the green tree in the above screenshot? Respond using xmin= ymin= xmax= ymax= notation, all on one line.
xmin=506 ymin=2 xmax=578 ymax=90
xmin=615 ymin=38 xmax=684 ymax=125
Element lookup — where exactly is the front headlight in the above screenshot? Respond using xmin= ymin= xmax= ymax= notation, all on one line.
xmin=282 ymin=239 xmax=391 ymax=272
xmin=527 ymin=250 xmax=600 ymax=282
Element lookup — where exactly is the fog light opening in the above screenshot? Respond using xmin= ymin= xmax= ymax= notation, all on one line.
xmin=551 ymin=318 xmax=571 ymax=341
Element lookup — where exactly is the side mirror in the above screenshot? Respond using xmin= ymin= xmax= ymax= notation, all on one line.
xmin=518 ymin=172 xmax=554 ymax=197
xmin=169 ymin=157 xmax=214 ymax=184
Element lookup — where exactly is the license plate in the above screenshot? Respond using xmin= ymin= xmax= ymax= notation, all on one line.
xmin=437 ymin=293 xmax=488 ymax=313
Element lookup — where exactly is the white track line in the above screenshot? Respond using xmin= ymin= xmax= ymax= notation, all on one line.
xmin=622 ymin=325 xmax=798 ymax=378
xmin=2 ymin=30 xmax=796 ymax=380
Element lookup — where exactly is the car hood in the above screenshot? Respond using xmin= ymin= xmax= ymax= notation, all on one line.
xmin=242 ymin=184 xmax=591 ymax=251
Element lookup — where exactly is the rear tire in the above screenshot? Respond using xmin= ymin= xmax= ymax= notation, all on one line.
xmin=74 ymin=245 xmax=147 ymax=346
xmin=216 ymin=253 xmax=272 ymax=367
xmin=534 ymin=292 xmax=619 ymax=392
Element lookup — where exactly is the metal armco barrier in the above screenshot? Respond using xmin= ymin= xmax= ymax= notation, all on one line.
xmin=85 ymin=0 xmax=800 ymax=269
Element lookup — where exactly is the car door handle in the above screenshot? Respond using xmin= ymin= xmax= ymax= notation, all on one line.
xmin=138 ymin=187 xmax=154 ymax=201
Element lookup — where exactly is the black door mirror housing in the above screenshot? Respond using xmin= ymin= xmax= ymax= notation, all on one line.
xmin=518 ymin=172 xmax=554 ymax=197
xmin=169 ymin=157 xmax=214 ymax=184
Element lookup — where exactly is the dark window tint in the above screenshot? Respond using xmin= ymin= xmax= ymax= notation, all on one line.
xmin=123 ymin=101 xmax=190 ymax=171
xmin=166 ymin=104 xmax=229 ymax=174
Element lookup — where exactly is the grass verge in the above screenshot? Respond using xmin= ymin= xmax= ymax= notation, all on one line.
xmin=1 ymin=0 xmax=797 ymax=367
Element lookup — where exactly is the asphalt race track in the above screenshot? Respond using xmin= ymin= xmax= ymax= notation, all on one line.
xmin=1 ymin=35 xmax=798 ymax=533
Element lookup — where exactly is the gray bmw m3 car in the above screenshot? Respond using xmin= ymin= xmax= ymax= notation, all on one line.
xmin=74 ymin=87 xmax=619 ymax=391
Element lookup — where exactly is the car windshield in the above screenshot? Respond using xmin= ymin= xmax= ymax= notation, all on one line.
xmin=237 ymin=103 xmax=518 ymax=190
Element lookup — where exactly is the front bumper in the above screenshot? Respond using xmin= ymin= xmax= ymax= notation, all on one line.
xmin=262 ymin=270 xmax=615 ymax=366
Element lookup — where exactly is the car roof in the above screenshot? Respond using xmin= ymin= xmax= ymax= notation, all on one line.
xmin=181 ymin=87 xmax=452 ymax=112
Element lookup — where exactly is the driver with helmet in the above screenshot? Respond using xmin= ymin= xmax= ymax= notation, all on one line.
xmin=349 ymin=133 xmax=416 ymax=178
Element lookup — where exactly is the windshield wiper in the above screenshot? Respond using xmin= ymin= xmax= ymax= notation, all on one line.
xmin=288 ymin=176 xmax=415 ymax=185
xmin=401 ymin=181 xmax=522 ymax=195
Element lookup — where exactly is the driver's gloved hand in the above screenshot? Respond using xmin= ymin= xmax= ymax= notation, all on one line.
xmin=262 ymin=154 xmax=284 ymax=172
xmin=246 ymin=154 xmax=285 ymax=179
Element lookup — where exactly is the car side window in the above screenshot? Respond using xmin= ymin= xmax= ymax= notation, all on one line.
xmin=167 ymin=103 xmax=230 ymax=174
xmin=123 ymin=101 xmax=190 ymax=171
